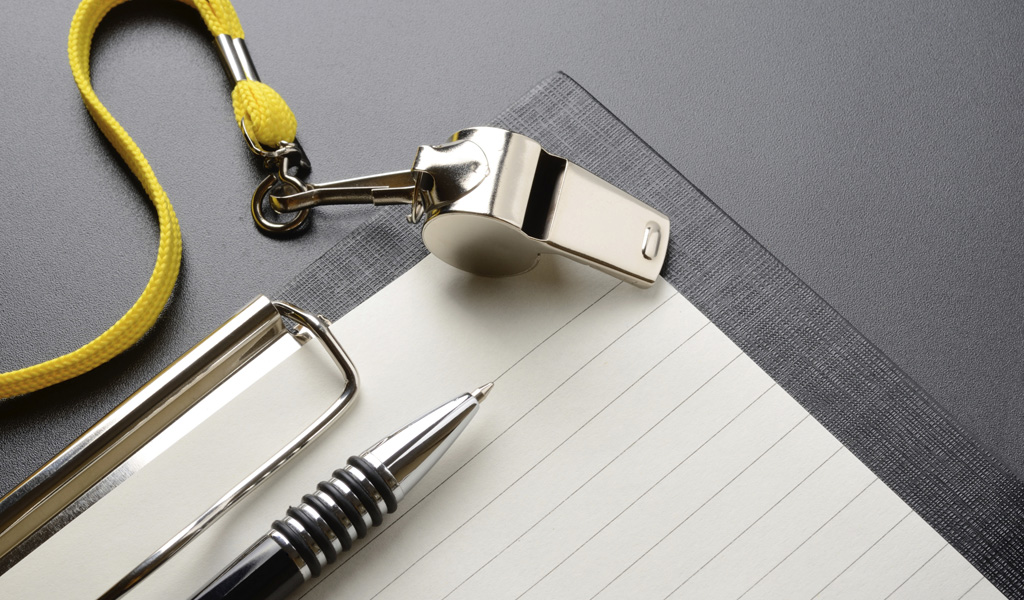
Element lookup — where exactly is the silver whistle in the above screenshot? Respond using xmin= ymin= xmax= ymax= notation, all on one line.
xmin=252 ymin=127 xmax=670 ymax=288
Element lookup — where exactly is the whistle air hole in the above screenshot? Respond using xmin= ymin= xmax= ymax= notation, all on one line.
xmin=522 ymin=151 xmax=566 ymax=239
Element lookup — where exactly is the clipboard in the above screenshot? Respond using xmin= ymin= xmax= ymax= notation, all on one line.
xmin=0 ymin=72 xmax=1020 ymax=597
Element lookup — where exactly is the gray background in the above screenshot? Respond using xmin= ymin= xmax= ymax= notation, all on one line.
xmin=0 ymin=0 xmax=1021 ymax=497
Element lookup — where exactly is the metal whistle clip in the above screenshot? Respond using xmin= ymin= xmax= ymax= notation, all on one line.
xmin=253 ymin=127 xmax=671 ymax=288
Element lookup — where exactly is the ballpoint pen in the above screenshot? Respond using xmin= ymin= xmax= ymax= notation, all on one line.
xmin=188 ymin=382 xmax=493 ymax=600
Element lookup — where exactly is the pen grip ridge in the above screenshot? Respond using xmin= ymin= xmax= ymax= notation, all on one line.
xmin=334 ymin=467 xmax=384 ymax=526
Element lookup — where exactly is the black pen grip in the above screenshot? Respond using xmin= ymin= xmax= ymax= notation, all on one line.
xmin=190 ymin=455 xmax=395 ymax=600
xmin=189 ymin=536 xmax=303 ymax=600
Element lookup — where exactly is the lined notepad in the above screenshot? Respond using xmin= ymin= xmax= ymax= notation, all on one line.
xmin=0 ymin=256 xmax=1004 ymax=599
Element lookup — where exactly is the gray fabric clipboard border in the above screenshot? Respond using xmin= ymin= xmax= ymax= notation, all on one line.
xmin=279 ymin=72 xmax=1024 ymax=597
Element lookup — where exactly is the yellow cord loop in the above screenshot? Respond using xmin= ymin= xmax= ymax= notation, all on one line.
xmin=0 ymin=0 xmax=296 ymax=398
xmin=191 ymin=0 xmax=298 ymax=146
xmin=189 ymin=0 xmax=245 ymax=38
xmin=232 ymin=80 xmax=298 ymax=146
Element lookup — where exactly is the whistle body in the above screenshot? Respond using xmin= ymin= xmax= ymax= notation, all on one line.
xmin=416 ymin=128 xmax=670 ymax=288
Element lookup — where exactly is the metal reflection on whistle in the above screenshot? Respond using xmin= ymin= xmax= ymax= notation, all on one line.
xmin=256 ymin=127 xmax=670 ymax=288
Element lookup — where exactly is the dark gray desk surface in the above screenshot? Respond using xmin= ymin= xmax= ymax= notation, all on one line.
xmin=1 ymin=0 xmax=1021 ymax=499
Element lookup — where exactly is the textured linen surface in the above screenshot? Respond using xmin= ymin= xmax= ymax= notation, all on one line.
xmin=278 ymin=72 xmax=1024 ymax=597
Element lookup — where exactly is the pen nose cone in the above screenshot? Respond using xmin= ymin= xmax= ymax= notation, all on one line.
xmin=471 ymin=382 xmax=494 ymax=403
xmin=363 ymin=387 xmax=490 ymax=499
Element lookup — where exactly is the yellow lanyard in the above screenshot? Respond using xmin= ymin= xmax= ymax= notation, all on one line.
xmin=0 ymin=0 xmax=296 ymax=398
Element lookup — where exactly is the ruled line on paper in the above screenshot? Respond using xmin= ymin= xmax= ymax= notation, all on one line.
xmin=736 ymin=477 xmax=880 ymax=599
xmin=960 ymin=578 xmax=985 ymax=600
xmin=666 ymin=446 xmax=846 ymax=599
xmin=590 ymin=415 xmax=813 ymax=600
xmin=461 ymin=383 xmax=780 ymax=600
xmin=812 ymin=511 xmax=915 ymax=597
xmin=884 ymin=544 xmax=949 ymax=600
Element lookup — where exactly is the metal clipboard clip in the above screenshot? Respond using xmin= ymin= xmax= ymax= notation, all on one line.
xmin=250 ymin=127 xmax=671 ymax=288
xmin=0 ymin=297 xmax=359 ymax=598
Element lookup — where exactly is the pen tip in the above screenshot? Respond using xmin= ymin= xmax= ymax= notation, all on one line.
xmin=470 ymin=382 xmax=494 ymax=403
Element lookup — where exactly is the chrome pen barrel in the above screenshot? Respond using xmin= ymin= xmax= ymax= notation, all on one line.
xmin=191 ymin=384 xmax=492 ymax=600
xmin=264 ymin=382 xmax=491 ymax=582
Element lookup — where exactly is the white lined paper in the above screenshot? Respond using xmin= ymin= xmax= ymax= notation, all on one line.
xmin=0 ymin=255 xmax=1004 ymax=599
